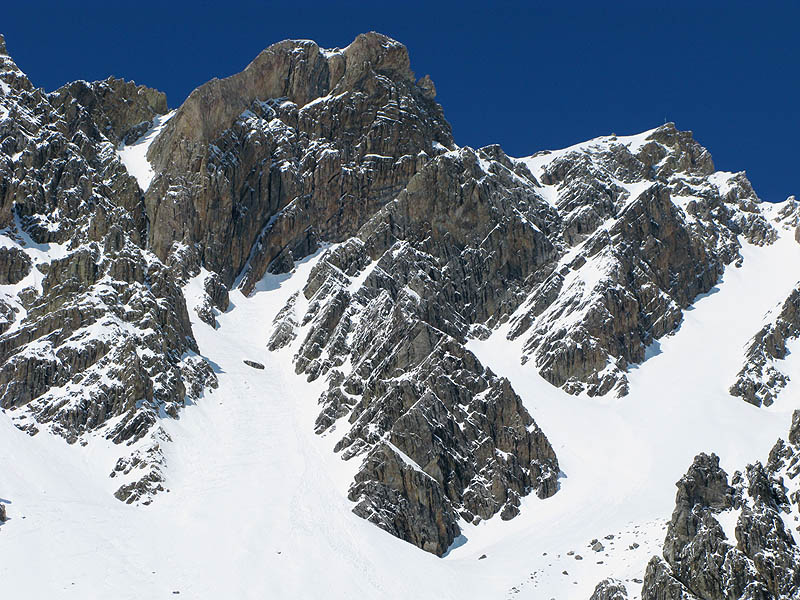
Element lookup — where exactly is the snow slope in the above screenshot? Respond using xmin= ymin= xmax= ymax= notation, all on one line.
xmin=2 ymin=210 xmax=800 ymax=599
xmin=464 ymin=216 xmax=800 ymax=598
xmin=116 ymin=111 xmax=174 ymax=192
xmin=0 ymin=251 xmax=459 ymax=599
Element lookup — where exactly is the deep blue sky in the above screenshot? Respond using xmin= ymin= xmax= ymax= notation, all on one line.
xmin=3 ymin=1 xmax=797 ymax=201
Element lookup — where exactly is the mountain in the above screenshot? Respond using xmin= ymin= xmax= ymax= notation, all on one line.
xmin=0 ymin=32 xmax=798 ymax=599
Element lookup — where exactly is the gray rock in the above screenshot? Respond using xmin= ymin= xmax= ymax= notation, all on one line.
xmin=144 ymin=32 xmax=454 ymax=291
xmin=589 ymin=578 xmax=628 ymax=600
xmin=730 ymin=286 xmax=800 ymax=406
xmin=0 ymin=35 xmax=216 ymax=503
xmin=640 ymin=421 xmax=800 ymax=600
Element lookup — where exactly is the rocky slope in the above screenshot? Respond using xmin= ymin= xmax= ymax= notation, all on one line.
xmin=0 ymin=33 xmax=216 ymax=504
xmin=730 ymin=284 xmax=800 ymax=407
xmin=0 ymin=28 xmax=797 ymax=570
xmin=264 ymin=122 xmax=785 ymax=552
xmin=145 ymin=32 xmax=453 ymax=291
xmin=632 ymin=412 xmax=800 ymax=600
xmin=730 ymin=200 xmax=800 ymax=407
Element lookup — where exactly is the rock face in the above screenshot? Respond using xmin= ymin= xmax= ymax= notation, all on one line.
xmin=270 ymin=145 xmax=562 ymax=554
xmin=730 ymin=286 xmax=800 ymax=407
xmin=144 ymin=32 xmax=454 ymax=290
xmin=590 ymin=578 xmax=629 ymax=600
xmin=0 ymin=28 xmax=793 ymax=559
xmin=639 ymin=416 xmax=800 ymax=600
xmin=51 ymin=77 xmax=168 ymax=146
xmin=504 ymin=128 xmax=775 ymax=397
xmin=0 ymin=34 xmax=216 ymax=503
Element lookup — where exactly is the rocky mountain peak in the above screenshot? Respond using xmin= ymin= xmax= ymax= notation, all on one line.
xmin=2 ymin=30 xmax=799 ymax=594
xmin=144 ymin=32 xmax=453 ymax=294
xmin=640 ymin=121 xmax=715 ymax=175
xmin=0 ymin=34 xmax=33 ymax=93
xmin=148 ymin=32 xmax=427 ymax=173
xmin=50 ymin=76 xmax=168 ymax=145
xmin=339 ymin=31 xmax=415 ymax=85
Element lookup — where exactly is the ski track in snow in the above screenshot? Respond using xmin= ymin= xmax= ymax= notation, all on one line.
xmin=2 ymin=220 xmax=800 ymax=599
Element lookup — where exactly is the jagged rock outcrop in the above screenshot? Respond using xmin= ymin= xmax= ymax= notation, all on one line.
xmin=0 ymin=34 xmax=216 ymax=504
xmin=50 ymin=77 xmax=167 ymax=146
xmin=109 ymin=427 xmax=171 ymax=504
xmin=590 ymin=578 xmax=629 ymax=600
xmin=0 ymin=246 xmax=30 ymax=285
xmin=639 ymin=415 xmax=800 ymax=599
xmin=730 ymin=286 xmax=800 ymax=407
xmin=272 ymin=145 xmax=561 ymax=554
xmin=506 ymin=126 xmax=775 ymax=396
xmin=144 ymin=32 xmax=454 ymax=290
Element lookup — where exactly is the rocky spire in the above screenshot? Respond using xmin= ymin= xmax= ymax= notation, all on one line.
xmin=635 ymin=425 xmax=800 ymax=599
xmin=0 ymin=33 xmax=33 ymax=92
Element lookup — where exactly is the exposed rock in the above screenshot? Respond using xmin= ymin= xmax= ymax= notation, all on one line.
xmin=145 ymin=32 xmax=454 ymax=290
xmin=639 ymin=423 xmax=800 ymax=600
xmin=789 ymin=409 xmax=800 ymax=445
xmin=589 ymin=578 xmax=629 ymax=600
xmin=730 ymin=286 xmax=800 ymax=406
xmin=0 ymin=34 xmax=216 ymax=504
xmin=0 ymin=246 xmax=31 ymax=284
xmin=49 ymin=76 xmax=167 ymax=145
xmin=507 ymin=124 xmax=774 ymax=397
xmin=273 ymin=145 xmax=560 ymax=553
xmin=110 ymin=428 xmax=171 ymax=505
xmin=243 ymin=360 xmax=265 ymax=369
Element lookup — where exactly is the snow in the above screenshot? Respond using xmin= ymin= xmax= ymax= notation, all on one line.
xmin=517 ymin=126 xmax=663 ymax=210
xmin=2 ymin=177 xmax=800 ymax=597
xmin=707 ymin=171 xmax=742 ymax=198
xmin=116 ymin=111 xmax=175 ymax=192
xmin=518 ymin=126 xmax=662 ymax=184
xmin=465 ymin=226 xmax=800 ymax=598
xmin=716 ymin=508 xmax=740 ymax=543
xmin=0 ymin=249 xmax=457 ymax=599
xmin=320 ymin=48 xmax=342 ymax=59
xmin=385 ymin=441 xmax=436 ymax=480
xmin=300 ymin=92 xmax=347 ymax=111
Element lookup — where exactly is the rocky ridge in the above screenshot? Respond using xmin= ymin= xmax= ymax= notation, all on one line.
xmin=730 ymin=198 xmax=800 ymax=407
xmin=0 ymin=34 xmax=216 ymax=504
xmin=625 ymin=413 xmax=800 ymax=600
xmin=0 ymin=30 xmax=794 ymax=559
xmin=265 ymin=122 xmax=782 ymax=551
xmin=505 ymin=130 xmax=776 ymax=396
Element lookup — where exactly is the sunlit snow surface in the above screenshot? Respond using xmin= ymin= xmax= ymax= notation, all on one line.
xmin=116 ymin=111 xmax=175 ymax=192
xmin=2 ymin=207 xmax=800 ymax=598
